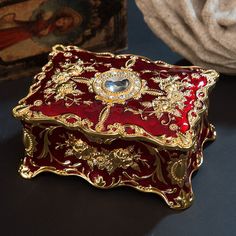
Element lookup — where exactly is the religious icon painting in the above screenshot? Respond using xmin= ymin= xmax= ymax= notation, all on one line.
xmin=0 ymin=0 xmax=127 ymax=80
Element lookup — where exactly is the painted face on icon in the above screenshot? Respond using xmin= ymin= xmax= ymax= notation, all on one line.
xmin=55 ymin=16 xmax=74 ymax=31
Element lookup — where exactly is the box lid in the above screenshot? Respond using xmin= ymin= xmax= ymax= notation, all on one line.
xmin=13 ymin=45 xmax=218 ymax=150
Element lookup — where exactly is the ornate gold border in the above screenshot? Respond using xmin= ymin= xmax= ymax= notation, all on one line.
xmin=13 ymin=44 xmax=219 ymax=150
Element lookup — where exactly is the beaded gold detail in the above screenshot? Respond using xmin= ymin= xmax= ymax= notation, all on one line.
xmin=23 ymin=129 xmax=37 ymax=157
xmin=167 ymin=155 xmax=188 ymax=187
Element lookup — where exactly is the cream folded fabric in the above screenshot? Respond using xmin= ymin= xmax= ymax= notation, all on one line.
xmin=136 ymin=0 xmax=236 ymax=74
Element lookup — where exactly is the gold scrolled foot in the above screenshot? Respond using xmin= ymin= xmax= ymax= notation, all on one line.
xmin=18 ymin=157 xmax=42 ymax=179
xmin=158 ymin=184 xmax=194 ymax=210
xmin=18 ymin=163 xmax=35 ymax=179
xmin=208 ymin=124 xmax=217 ymax=141
xmin=18 ymin=157 xmax=58 ymax=179
xmin=171 ymin=189 xmax=194 ymax=210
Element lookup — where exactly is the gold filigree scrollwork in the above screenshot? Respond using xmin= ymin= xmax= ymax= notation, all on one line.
xmin=38 ymin=126 xmax=82 ymax=167
xmin=140 ymin=143 xmax=167 ymax=185
xmin=125 ymin=56 xmax=138 ymax=69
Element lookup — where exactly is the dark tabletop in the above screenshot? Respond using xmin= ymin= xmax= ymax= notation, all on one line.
xmin=0 ymin=1 xmax=236 ymax=236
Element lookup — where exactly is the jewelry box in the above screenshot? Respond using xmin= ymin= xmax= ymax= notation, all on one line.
xmin=13 ymin=45 xmax=218 ymax=209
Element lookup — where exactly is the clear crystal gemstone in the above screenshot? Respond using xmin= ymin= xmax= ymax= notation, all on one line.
xmin=105 ymin=76 xmax=130 ymax=93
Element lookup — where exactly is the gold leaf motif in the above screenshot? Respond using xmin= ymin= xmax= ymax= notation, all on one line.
xmin=130 ymin=163 xmax=141 ymax=172
xmin=95 ymin=104 xmax=112 ymax=131
xmin=141 ymin=143 xmax=167 ymax=185
xmin=125 ymin=56 xmax=137 ymax=68
xmin=140 ymin=102 xmax=152 ymax=108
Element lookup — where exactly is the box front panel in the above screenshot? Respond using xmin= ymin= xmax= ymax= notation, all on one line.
xmin=19 ymin=115 xmax=215 ymax=209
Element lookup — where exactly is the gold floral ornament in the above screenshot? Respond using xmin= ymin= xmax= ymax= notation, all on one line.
xmin=57 ymin=134 xmax=146 ymax=174
xmin=51 ymin=71 xmax=71 ymax=84
xmin=66 ymin=64 xmax=84 ymax=76
xmin=44 ymin=81 xmax=84 ymax=107
xmin=42 ymin=58 xmax=95 ymax=107
xmin=140 ymin=76 xmax=191 ymax=122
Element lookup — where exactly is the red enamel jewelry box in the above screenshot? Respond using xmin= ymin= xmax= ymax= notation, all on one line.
xmin=13 ymin=45 xmax=218 ymax=209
